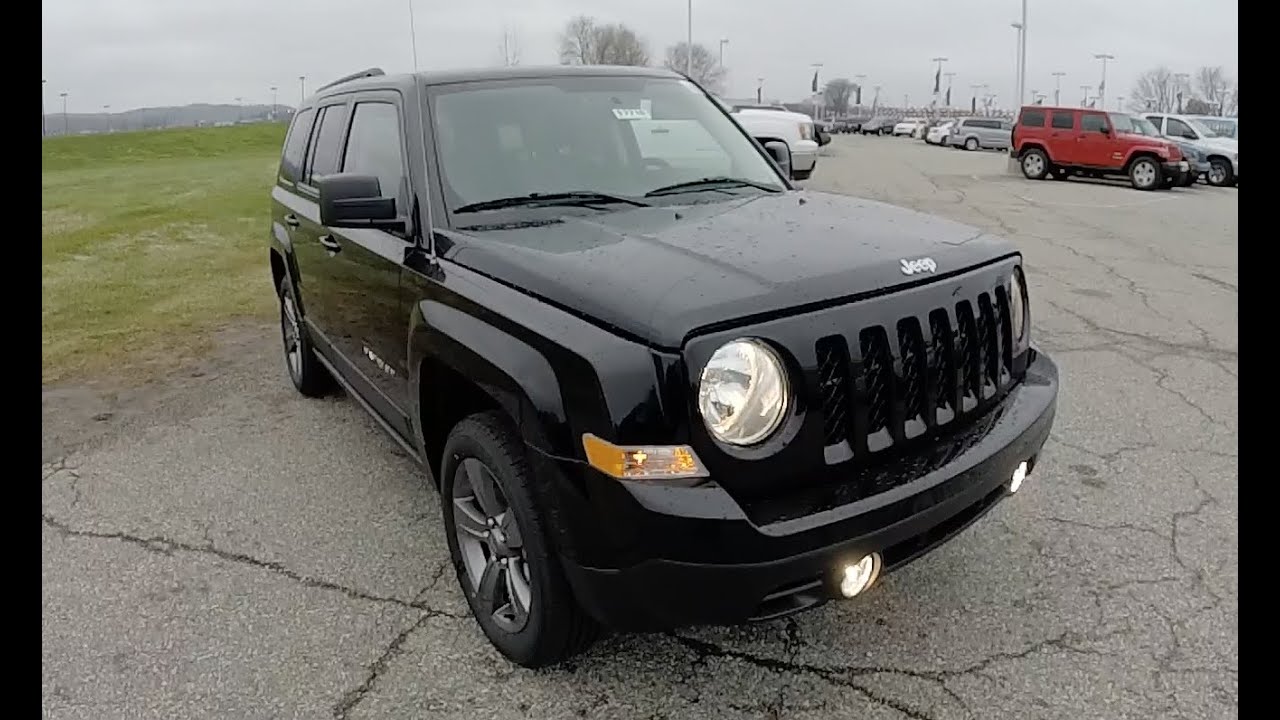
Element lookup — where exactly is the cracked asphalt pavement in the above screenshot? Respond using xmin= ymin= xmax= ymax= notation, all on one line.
xmin=42 ymin=135 xmax=1237 ymax=719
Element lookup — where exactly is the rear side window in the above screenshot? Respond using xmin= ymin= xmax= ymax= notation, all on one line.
xmin=1050 ymin=111 xmax=1074 ymax=129
xmin=1019 ymin=109 xmax=1046 ymax=127
xmin=304 ymin=104 xmax=350 ymax=184
xmin=1081 ymin=114 xmax=1108 ymax=133
xmin=342 ymin=102 xmax=407 ymax=210
xmin=1166 ymin=118 xmax=1196 ymax=139
xmin=1146 ymin=115 xmax=1165 ymax=131
xmin=279 ymin=109 xmax=315 ymax=183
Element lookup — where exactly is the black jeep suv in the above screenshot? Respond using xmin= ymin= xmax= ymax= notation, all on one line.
xmin=269 ymin=65 xmax=1058 ymax=667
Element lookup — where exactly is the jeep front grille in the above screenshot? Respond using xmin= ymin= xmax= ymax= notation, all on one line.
xmin=815 ymin=285 xmax=1016 ymax=461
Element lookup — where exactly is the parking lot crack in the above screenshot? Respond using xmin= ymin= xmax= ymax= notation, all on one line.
xmin=41 ymin=512 xmax=459 ymax=615
xmin=332 ymin=612 xmax=435 ymax=719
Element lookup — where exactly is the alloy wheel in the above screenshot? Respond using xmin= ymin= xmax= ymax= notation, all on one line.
xmin=280 ymin=293 xmax=302 ymax=380
xmin=1022 ymin=153 xmax=1045 ymax=177
xmin=1132 ymin=160 xmax=1157 ymax=189
xmin=452 ymin=457 xmax=533 ymax=633
xmin=1207 ymin=161 xmax=1227 ymax=185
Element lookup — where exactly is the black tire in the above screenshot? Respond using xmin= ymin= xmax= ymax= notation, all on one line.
xmin=964 ymin=137 xmax=979 ymax=151
xmin=441 ymin=412 xmax=599 ymax=668
xmin=1182 ymin=172 xmax=1198 ymax=187
xmin=1205 ymin=158 xmax=1235 ymax=187
xmin=277 ymin=278 xmax=331 ymax=397
xmin=1050 ymin=167 xmax=1070 ymax=181
xmin=1020 ymin=148 xmax=1050 ymax=180
xmin=1128 ymin=156 xmax=1162 ymax=191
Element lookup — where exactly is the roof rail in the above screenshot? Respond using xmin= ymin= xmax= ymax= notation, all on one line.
xmin=315 ymin=67 xmax=386 ymax=93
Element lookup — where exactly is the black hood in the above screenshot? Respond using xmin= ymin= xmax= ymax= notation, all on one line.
xmin=444 ymin=191 xmax=1017 ymax=348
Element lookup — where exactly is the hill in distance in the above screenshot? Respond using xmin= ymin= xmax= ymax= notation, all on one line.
xmin=42 ymin=103 xmax=297 ymax=136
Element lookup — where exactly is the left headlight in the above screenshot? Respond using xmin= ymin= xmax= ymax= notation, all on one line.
xmin=697 ymin=339 xmax=790 ymax=446
xmin=1010 ymin=267 xmax=1029 ymax=354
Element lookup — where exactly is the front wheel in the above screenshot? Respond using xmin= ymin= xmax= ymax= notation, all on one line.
xmin=964 ymin=137 xmax=979 ymax=151
xmin=1205 ymin=158 xmax=1235 ymax=187
xmin=441 ymin=412 xmax=599 ymax=668
xmin=1020 ymin=148 xmax=1050 ymax=180
xmin=1128 ymin=157 xmax=1162 ymax=191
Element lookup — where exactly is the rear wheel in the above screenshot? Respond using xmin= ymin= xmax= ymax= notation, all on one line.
xmin=442 ymin=412 xmax=599 ymax=668
xmin=1128 ymin=157 xmax=1162 ymax=191
xmin=964 ymin=137 xmax=979 ymax=151
xmin=1206 ymin=158 xmax=1235 ymax=187
xmin=1020 ymin=148 xmax=1050 ymax=180
xmin=278 ymin=278 xmax=331 ymax=397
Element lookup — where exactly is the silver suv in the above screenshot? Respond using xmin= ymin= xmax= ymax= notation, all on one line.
xmin=948 ymin=117 xmax=1013 ymax=151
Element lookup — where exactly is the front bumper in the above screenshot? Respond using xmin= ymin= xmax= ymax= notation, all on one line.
xmin=558 ymin=349 xmax=1059 ymax=631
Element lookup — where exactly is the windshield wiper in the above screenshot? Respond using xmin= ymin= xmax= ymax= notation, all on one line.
xmin=453 ymin=191 xmax=648 ymax=214
xmin=644 ymin=177 xmax=783 ymax=198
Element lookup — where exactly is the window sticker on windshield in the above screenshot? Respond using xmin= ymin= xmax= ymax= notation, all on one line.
xmin=612 ymin=107 xmax=652 ymax=120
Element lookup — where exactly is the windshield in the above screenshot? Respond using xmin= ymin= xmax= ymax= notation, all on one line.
xmin=1108 ymin=113 xmax=1140 ymax=134
xmin=1131 ymin=117 xmax=1161 ymax=136
xmin=1185 ymin=117 xmax=1220 ymax=138
xmin=429 ymin=75 xmax=785 ymax=215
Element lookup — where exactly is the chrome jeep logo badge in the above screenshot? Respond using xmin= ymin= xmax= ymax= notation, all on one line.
xmin=900 ymin=257 xmax=938 ymax=276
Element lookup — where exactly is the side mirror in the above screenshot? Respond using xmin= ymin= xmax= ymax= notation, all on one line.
xmin=761 ymin=139 xmax=792 ymax=179
xmin=317 ymin=174 xmax=403 ymax=231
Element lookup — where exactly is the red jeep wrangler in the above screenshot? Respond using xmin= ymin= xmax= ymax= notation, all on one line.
xmin=1012 ymin=106 xmax=1189 ymax=191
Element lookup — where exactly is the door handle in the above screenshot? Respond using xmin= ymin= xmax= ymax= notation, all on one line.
xmin=318 ymin=235 xmax=342 ymax=253
xmin=284 ymin=214 xmax=300 ymax=228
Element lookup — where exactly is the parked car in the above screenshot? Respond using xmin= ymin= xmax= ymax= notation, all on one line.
xmin=1012 ymin=105 xmax=1188 ymax=190
xmin=925 ymin=120 xmax=955 ymax=145
xmin=729 ymin=105 xmax=821 ymax=180
xmin=947 ymin=117 xmax=1013 ymax=151
xmin=860 ymin=116 xmax=894 ymax=135
xmin=893 ymin=118 xmax=927 ymax=137
xmin=1141 ymin=113 xmax=1237 ymax=187
xmin=1129 ymin=116 xmax=1206 ymax=186
xmin=1189 ymin=116 xmax=1237 ymax=140
xmin=270 ymin=64 xmax=1058 ymax=668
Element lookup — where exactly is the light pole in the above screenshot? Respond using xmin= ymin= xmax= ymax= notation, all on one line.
xmin=1172 ymin=73 xmax=1189 ymax=113
xmin=1116 ymin=95 xmax=1125 ymax=112
xmin=270 ymin=86 xmax=278 ymax=120
xmin=872 ymin=84 xmax=881 ymax=111
xmin=1008 ymin=0 xmax=1027 ymax=109
xmin=718 ymin=38 xmax=728 ymax=69
xmin=1051 ymin=71 xmax=1065 ymax=105
xmin=59 ymin=91 xmax=68 ymax=135
xmin=407 ymin=0 xmax=420 ymax=71
xmin=685 ymin=0 xmax=692 ymax=77
xmin=1093 ymin=53 xmax=1114 ymax=108
xmin=42 ymin=78 xmax=47 ymax=138
xmin=1080 ymin=85 xmax=1091 ymax=107
xmin=299 ymin=75 xmax=306 ymax=104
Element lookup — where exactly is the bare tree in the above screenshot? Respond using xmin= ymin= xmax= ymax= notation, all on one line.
xmin=558 ymin=16 xmax=649 ymax=66
xmin=1130 ymin=66 xmax=1178 ymax=112
xmin=822 ymin=78 xmax=856 ymax=116
xmin=1195 ymin=66 xmax=1229 ymax=111
xmin=498 ymin=26 xmax=521 ymax=67
xmin=663 ymin=42 xmax=724 ymax=92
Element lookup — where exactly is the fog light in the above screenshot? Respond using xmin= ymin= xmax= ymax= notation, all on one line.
xmin=839 ymin=553 xmax=882 ymax=598
xmin=1009 ymin=461 xmax=1029 ymax=493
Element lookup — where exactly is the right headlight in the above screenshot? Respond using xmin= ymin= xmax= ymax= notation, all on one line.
xmin=1010 ymin=267 xmax=1029 ymax=354
xmin=697 ymin=339 xmax=790 ymax=446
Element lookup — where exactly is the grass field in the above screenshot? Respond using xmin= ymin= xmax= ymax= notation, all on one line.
xmin=42 ymin=123 xmax=286 ymax=384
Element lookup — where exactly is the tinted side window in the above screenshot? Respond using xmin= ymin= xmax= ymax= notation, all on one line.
xmin=1020 ymin=109 xmax=1046 ymax=127
xmin=1081 ymin=114 xmax=1108 ymax=133
xmin=280 ymin=109 xmax=315 ymax=183
xmin=305 ymin=104 xmax=350 ymax=184
xmin=1166 ymin=118 xmax=1195 ymax=138
xmin=1145 ymin=115 xmax=1165 ymax=131
xmin=1050 ymin=111 xmax=1074 ymax=129
xmin=342 ymin=102 xmax=407 ymax=210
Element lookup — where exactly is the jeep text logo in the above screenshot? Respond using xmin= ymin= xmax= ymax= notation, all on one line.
xmin=900 ymin=257 xmax=938 ymax=276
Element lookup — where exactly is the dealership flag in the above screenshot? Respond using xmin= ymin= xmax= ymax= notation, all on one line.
xmin=971 ymin=95 xmax=977 ymax=113
xmin=811 ymin=70 xmax=819 ymax=93
xmin=945 ymin=86 xmax=951 ymax=106
xmin=854 ymin=84 xmax=862 ymax=105
xmin=933 ymin=67 xmax=941 ymax=94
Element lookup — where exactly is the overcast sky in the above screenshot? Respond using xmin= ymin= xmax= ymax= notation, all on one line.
xmin=41 ymin=0 xmax=1237 ymax=112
